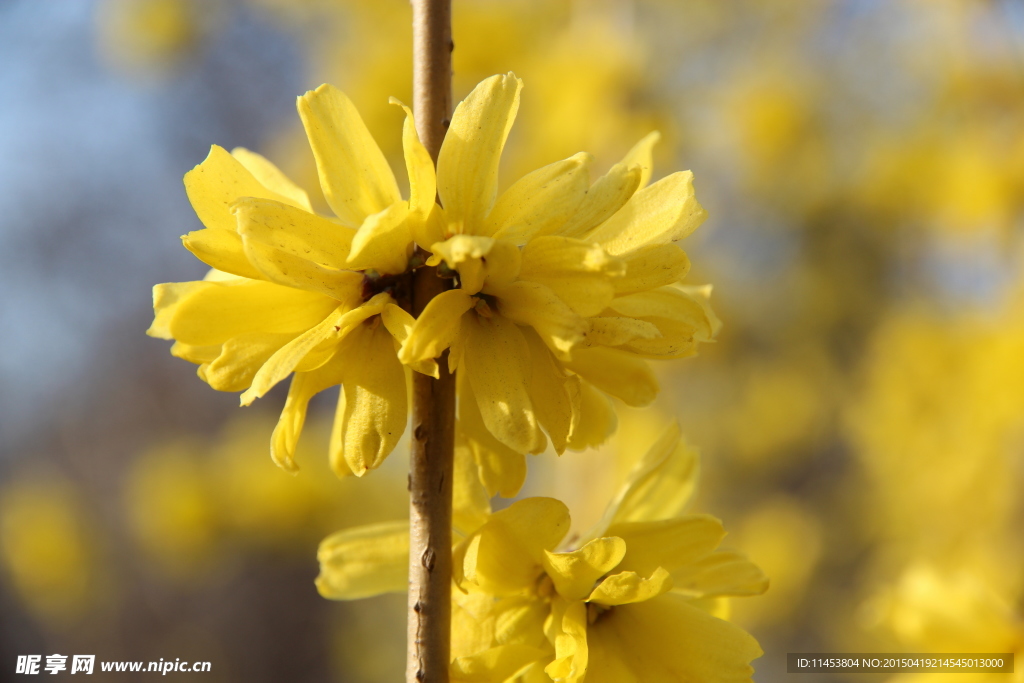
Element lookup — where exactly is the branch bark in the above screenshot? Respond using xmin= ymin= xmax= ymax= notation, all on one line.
xmin=407 ymin=1 xmax=454 ymax=682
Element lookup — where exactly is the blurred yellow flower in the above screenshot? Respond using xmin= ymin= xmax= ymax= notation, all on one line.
xmin=149 ymin=84 xmax=438 ymax=477
xmin=317 ymin=423 xmax=767 ymax=682
xmin=400 ymin=73 xmax=719 ymax=496
xmin=0 ymin=476 xmax=104 ymax=623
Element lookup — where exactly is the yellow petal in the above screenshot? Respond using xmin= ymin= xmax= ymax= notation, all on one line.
xmin=381 ymin=303 xmax=439 ymax=378
xmin=453 ymin=438 xmax=491 ymax=536
xmin=588 ymin=171 xmax=707 ymax=256
xmin=232 ymin=196 xmax=355 ymax=269
xmin=230 ymin=147 xmax=312 ymax=211
xmin=596 ymin=422 xmax=699 ymax=529
xmin=437 ymin=73 xmax=522 ymax=234
xmin=203 ymin=331 xmax=294 ymax=392
xmin=241 ymin=294 xmax=390 ymax=405
xmin=588 ymin=566 xmax=673 ymax=606
xmin=315 ymin=521 xmax=408 ymax=600
xmin=606 ymin=286 xmax=718 ymax=358
xmin=523 ymin=328 xmax=580 ymax=454
xmin=543 ymin=537 xmax=627 ymax=602
xmin=519 ymin=236 xmax=624 ymax=317
xmin=346 ymin=201 xmax=413 ymax=275
xmin=297 ymin=84 xmax=400 ymax=226
xmin=464 ymin=313 xmax=546 ymax=455
xmin=148 ymin=281 xmax=207 ymax=339
xmin=336 ymin=322 xmax=408 ymax=475
xmin=451 ymin=644 xmax=548 ymax=682
xmin=239 ymin=229 xmax=364 ymax=301
xmin=154 ymin=279 xmax=337 ymax=346
xmin=544 ymin=600 xmax=589 ymax=683
xmin=399 ymin=288 xmax=475 ymax=364
xmin=183 ymin=144 xmax=310 ymax=233
xmin=585 ymin=317 xmax=662 ymax=348
xmin=564 ymin=347 xmax=658 ymax=407
xmin=170 ymin=341 xmax=219 ymax=364
xmin=620 ymin=131 xmax=660 ymax=189
xmin=181 ymin=228 xmax=265 ymax=280
xmin=270 ymin=355 xmax=347 ymax=470
xmin=429 ymin=234 xmax=521 ymax=294
xmin=566 ymin=381 xmax=617 ymax=451
xmin=460 ymin=497 xmax=570 ymax=595
xmin=459 ymin=375 xmax=529 ymax=498
xmin=558 ymin=163 xmax=642 ymax=240
xmin=585 ymin=593 xmax=762 ymax=683
xmin=487 ymin=152 xmax=592 ymax=243
xmin=494 ymin=280 xmax=586 ymax=358
xmin=605 ymin=516 xmax=725 ymax=579
xmin=493 ymin=595 xmax=551 ymax=648
xmin=390 ymin=98 xmax=437 ymax=220
xmin=614 ymin=243 xmax=691 ymax=295
xmin=671 ymin=550 xmax=769 ymax=598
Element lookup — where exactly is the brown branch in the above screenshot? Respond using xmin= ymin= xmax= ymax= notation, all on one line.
xmin=407 ymin=1 xmax=454 ymax=682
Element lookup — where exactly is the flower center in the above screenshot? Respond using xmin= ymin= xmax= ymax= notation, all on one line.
xmin=360 ymin=270 xmax=411 ymax=305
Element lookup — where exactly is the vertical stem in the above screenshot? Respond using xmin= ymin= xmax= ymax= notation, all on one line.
xmin=408 ymin=1 xmax=453 ymax=682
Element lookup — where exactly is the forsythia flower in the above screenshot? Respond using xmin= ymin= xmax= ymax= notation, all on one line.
xmin=148 ymin=84 xmax=438 ymax=477
xmin=317 ymin=423 xmax=767 ymax=682
xmin=400 ymin=74 xmax=720 ymax=496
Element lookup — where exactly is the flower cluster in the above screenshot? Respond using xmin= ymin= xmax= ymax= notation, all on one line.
xmin=149 ymin=73 xmax=718 ymax=496
xmin=318 ymin=424 xmax=767 ymax=681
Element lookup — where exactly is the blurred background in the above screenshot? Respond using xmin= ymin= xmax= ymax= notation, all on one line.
xmin=1 ymin=0 xmax=1022 ymax=680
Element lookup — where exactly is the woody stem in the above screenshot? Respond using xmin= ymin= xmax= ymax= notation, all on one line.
xmin=407 ymin=1 xmax=454 ymax=682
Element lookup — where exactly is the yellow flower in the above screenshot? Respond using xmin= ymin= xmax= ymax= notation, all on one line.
xmin=316 ymin=423 xmax=767 ymax=682
xmin=149 ymin=84 xmax=437 ymax=477
xmin=401 ymin=73 xmax=720 ymax=496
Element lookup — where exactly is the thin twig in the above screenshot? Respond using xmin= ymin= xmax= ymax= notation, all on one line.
xmin=407 ymin=1 xmax=454 ymax=682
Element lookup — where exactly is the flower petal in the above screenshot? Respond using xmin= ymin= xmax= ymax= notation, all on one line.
xmin=605 ymin=516 xmax=726 ymax=579
xmin=588 ymin=566 xmax=673 ymax=606
xmin=437 ymin=73 xmax=522 ymax=235
xmin=459 ymin=375 xmax=529 ymax=498
xmin=564 ymin=347 xmax=659 ymax=407
xmin=519 ymin=236 xmax=624 ymax=317
xmin=399 ymin=288 xmax=475 ymax=364
xmin=558 ymin=163 xmax=642 ymax=240
xmin=620 ymin=131 xmax=660 ymax=189
xmin=614 ymin=243 xmax=691 ymax=295
xmin=241 ymin=294 xmax=391 ymax=405
xmin=453 ymin=439 xmax=492 ymax=536
xmin=240 ymin=230 xmax=364 ymax=301
xmin=232 ymin=197 xmax=355 ymax=270
xmin=184 ymin=144 xmax=310 ymax=233
xmin=390 ymin=98 xmax=437 ymax=221
xmin=181 ymin=228 xmax=265 ymax=280
xmin=336 ymin=321 xmax=408 ymax=475
xmin=459 ymin=497 xmax=570 ymax=595
xmin=585 ymin=593 xmax=762 ymax=683
xmin=297 ymin=84 xmax=400 ymax=226
xmin=153 ymin=279 xmax=338 ymax=346
xmin=588 ymin=171 xmax=707 ymax=256
xmin=381 ymin=303 xmax=439 ymax=378
xmin=605 ymin=286 xmax=719 ymax=358
xmin=346 ymin=202 xmax=414 ymax=275
xmin=487 ymin=152 xmax=592 ymax=243
xmin=203 ymin=331 xmax=294 ymax=392
xmin=270 ymin=354 xmax=347 ymax=471
xmin=543 ymin=536 xmax=627 ymax=602
xmin=544 ymin=600 xmax=589 ymax=683
xmin=464 ymin=313 xmax=546 ymax=455
xmin=230 ymin=147 xmax=312 ymax=211
xmin=494 ymin=280 xmax=586 ymax=359
xmin=315 ymin=521 xmax=409 ymax=599
xmin=566 ymin=381 xmax=617 ymax=451
xmin=523 ymin=328 xmax=580 ymax=454
xmin=671 ymin=550 xmax=769 ymax=598
xmin=595 ymin=422 xmax=700 ymax=530
xmin=451 ymin=644 xmax=548 ymax=683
